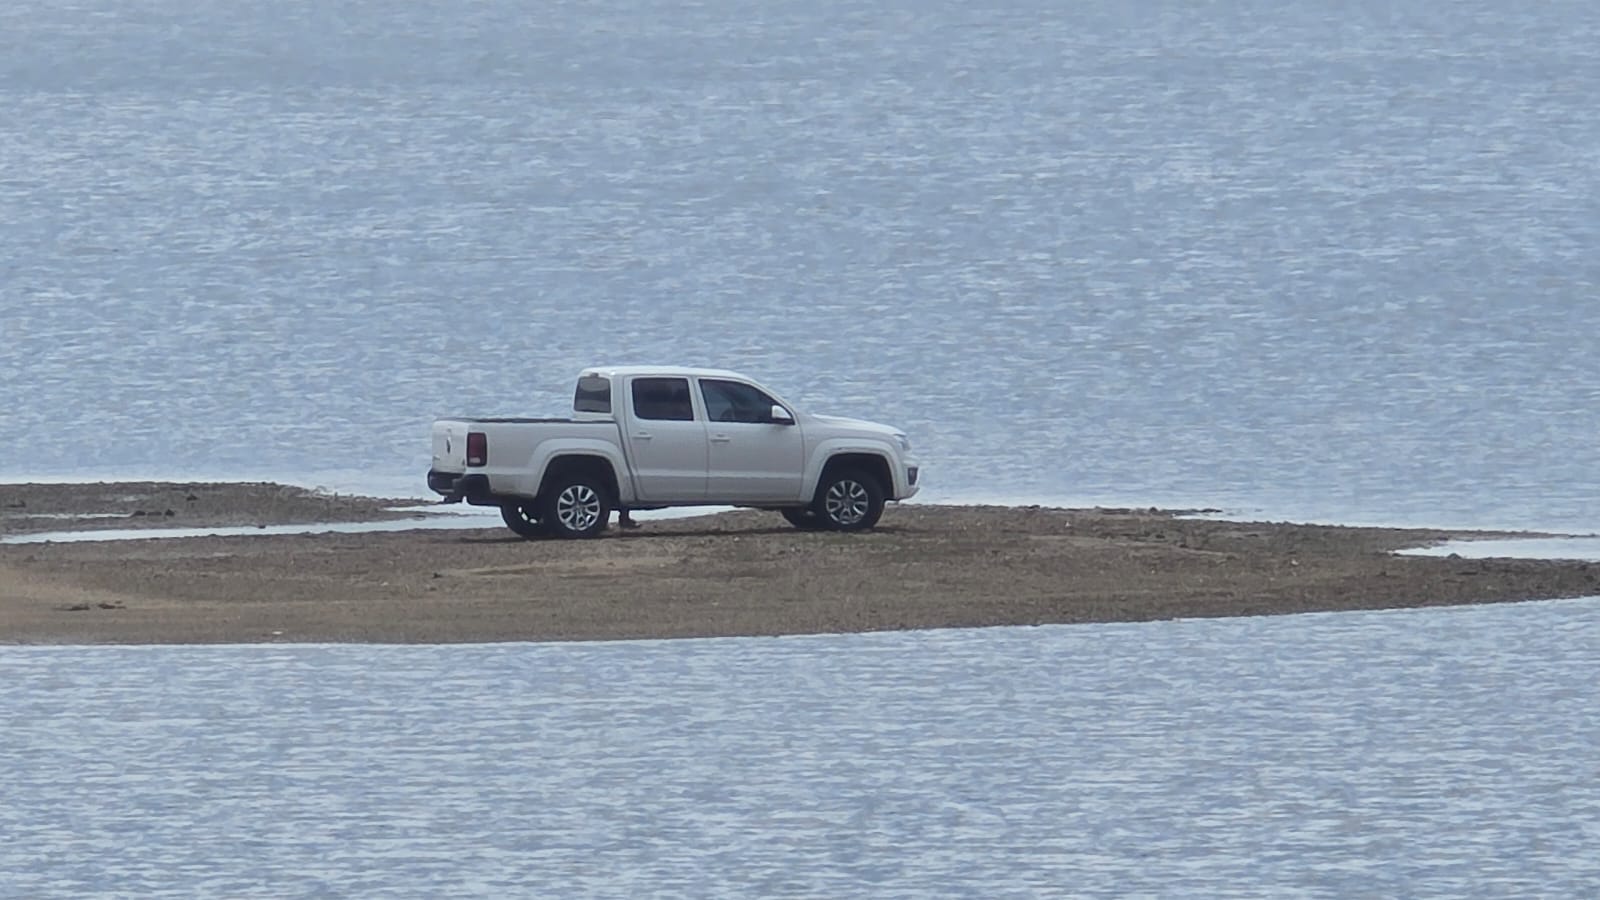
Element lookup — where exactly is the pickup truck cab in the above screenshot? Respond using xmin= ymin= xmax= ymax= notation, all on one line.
xmin=428 ymin=367 xmax=920 ymax=538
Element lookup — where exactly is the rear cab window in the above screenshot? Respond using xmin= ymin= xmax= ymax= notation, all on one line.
xmin=631 ymin=377 xmax=696 ymax=421
xmin=574 ymin=375 xmax=612 ymax=414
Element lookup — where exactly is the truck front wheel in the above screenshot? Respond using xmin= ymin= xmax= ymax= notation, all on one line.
xmin=500 ymin=502 xmax=545 ymax=539
xmin=812 ymin=469 xmax=885 ymax=531
xmin=539 ymin=476 xmax=611 ymax=539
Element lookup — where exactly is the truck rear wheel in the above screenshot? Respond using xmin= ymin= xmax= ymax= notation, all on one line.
xmin=500 ymin=502 xmax=545 ymax=539
xmin=539 ymin=475 xmax=611 ymax=539
xmin=812 ymin=469 xmax=885 ymax=531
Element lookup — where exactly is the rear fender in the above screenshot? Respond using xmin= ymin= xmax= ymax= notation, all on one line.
xmin=523 ymin=438 xmax=636 ymax=505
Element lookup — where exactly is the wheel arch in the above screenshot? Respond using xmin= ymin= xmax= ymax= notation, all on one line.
xmin=526 ymin=439 xmax=631 ymax=505
xmin=538 ymin=453 xmax=622 ymax=506
xmin=813 ymin=451 xmax=893 ymax=497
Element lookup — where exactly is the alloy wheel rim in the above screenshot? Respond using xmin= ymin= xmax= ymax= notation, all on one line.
xmin=824 ymin=480 xmax=869 ymax=524
xmin=557 ymin=485 xmax=601 ymax=531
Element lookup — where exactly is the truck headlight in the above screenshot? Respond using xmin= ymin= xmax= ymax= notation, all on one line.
xmin=895 ymin=433 xmax=912 ymax=452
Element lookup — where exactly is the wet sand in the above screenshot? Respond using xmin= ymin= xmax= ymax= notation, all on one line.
xmin=1 ymin=482 xmax=1596 ymax=644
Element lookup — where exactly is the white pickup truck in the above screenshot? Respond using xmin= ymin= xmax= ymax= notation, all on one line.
xmin=428 ymin=366 xmax=921 ymax=539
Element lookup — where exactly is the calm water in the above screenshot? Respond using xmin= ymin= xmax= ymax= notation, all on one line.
xmin=3 ymin=0 xmax=1599 ymax=530
xmin=5 ymin=601 xmax=1600 ymax=898
xmin=5 ymin=2 xmax=1600 ymax=894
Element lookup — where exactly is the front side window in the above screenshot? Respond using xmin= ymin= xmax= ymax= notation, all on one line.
xmin=700 ymin=379 xmax=781 ymax=424
xmin=631 ymin=377 xmax=695 ymax=421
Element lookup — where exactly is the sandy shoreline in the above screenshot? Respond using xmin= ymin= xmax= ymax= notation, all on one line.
xmin=1 ymin=481 xmax=1596 ymax=645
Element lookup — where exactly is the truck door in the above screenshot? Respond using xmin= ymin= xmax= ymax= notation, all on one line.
xmin=698 ymin=378 xmax=807 ymax=502
xmin=623 ymin=376 xmax=708 ymax=502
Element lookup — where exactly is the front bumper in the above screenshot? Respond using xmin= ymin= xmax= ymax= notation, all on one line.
xmin=899 ymin=464 xmax=921 ymax=499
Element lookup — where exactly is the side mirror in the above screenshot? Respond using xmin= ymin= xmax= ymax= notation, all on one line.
xmin=770 ymin=405 xmax=794 ymax=425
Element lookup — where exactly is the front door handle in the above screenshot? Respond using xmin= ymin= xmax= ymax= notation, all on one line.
xmin=710 ymin=434 xmax=731 ymax=443
xmin=633 ymin=432 xmax=653 ymax=440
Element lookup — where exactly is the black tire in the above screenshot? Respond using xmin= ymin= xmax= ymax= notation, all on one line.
xmin=780 ymin=507 xmax=828 ymax=531
xmin=500 ymin=501 xmax=545 ymax=539
xmin=811 ymin=469 xmax=885 ymax=531
xmin=539 ymin=473 xmax=611 ymax=539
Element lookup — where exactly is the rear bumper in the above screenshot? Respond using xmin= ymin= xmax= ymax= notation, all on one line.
xmin=428 ymin=469 xmax=493 ymax=504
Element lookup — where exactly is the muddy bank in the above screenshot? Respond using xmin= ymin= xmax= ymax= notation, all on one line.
xmin=1 ymin=483 xmax=1596 ymax=644
xmin=0 ymin=481 xmax=414 ymax=536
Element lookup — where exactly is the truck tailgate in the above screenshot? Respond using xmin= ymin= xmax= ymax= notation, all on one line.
xmin=431 ymin=419 xmax=471 ymax=473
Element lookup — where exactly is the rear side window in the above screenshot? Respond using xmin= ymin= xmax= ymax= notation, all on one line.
xmin=631 ymin=377 xmax=695 ymax=421
xmin=574 ymin=375 xmax=611 ymax=413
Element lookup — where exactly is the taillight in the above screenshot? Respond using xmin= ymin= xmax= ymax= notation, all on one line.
xmin=466 ymin=432 xmax=487 ymax=467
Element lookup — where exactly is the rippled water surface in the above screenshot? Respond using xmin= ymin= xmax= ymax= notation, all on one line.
xmin=5 ymin=601 xmax=1600 ymax=897
xmin=4 ymin=0 xmax=1599 ymax=530
xmin=5 ymin=3 xmax=1600 ymax=895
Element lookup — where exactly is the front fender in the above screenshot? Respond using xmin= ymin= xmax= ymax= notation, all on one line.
xmin=804 ymin=438 xmax=908 ymax=499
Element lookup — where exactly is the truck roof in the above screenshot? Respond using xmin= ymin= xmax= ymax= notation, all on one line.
xmin=581 ymin=365 xmax=753 ymax=380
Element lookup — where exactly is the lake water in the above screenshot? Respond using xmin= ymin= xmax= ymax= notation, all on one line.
xmin=5 ymin=600 xmax=1600 ymax=898
xmin=4 ymin=0 xmax=1599 ymax=532
xmin=4 ymin=0 xmax=1600 ymax=894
